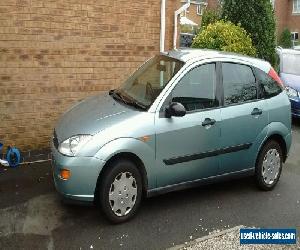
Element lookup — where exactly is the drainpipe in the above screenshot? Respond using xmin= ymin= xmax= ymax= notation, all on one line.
xmin=160 ymin=0 xmax=166 ymax=53
xmin=173 ymin=0 xmax=191 ymax=49
xmin=160 ymin=0 xmax=166 ymax=87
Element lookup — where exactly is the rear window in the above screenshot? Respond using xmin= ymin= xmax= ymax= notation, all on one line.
xmin=255 ymin=68 xmax=282 ymax=98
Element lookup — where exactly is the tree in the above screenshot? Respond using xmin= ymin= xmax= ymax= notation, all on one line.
xmin=222 ymin=0 xmax=276 ymax=65
xmin=278 ymin=28 xmax=292 ymax=48
xmin=201 ymin=9 xmax=221 ymax=29
xmin=192 ymin=20 xmax=256 ymax=57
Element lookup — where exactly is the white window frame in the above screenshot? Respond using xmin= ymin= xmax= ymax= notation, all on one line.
xmin=196 ymin=4 xmax=203 ymax=15
xmin=291 ymin=32 xmax=299 ymax=40
xmin=293 ymin=0 xmax=300 ymax=14
xmin=270 ymin=0 xmax=275 ymax=9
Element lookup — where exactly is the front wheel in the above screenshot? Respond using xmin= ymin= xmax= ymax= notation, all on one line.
xmin=255 ymin=140 xmax=283 ymax=191
xmin=99 ymin=159 xmax=143 ymax=223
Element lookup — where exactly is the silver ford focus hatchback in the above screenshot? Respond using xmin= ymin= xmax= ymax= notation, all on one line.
xmin=51 ymin=49 xmax=292 ymax=223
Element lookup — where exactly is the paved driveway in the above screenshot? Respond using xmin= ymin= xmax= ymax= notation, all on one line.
xmin=0 ymin=120 xmax=299 ymax=250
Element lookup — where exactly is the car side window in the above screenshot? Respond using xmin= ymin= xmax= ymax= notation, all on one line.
xmin=171 ymin=63 xmax=219 ymax=112
xmin=222 ymin=63 xmax=257 ymax=105
xmin=255 ymin=68 xmax=282 ymax=98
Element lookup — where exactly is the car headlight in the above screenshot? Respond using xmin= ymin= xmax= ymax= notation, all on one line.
xmin=285 ymin=86 xmax=299 ymax=97
xmin=58 ymin=135 xmax=92 ymax=156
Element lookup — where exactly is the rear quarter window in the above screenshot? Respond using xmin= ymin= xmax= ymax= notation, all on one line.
xmin=222 ymin=63 xmax=257 ymax=105
xmin=254 ymin=68 xmax=282 ymax=98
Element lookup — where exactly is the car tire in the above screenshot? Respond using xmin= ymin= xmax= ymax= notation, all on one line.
xmin=99 ymin=158 xmax=143 ymax=224
xmin=255 ymin=140 xmax=283 ymax=191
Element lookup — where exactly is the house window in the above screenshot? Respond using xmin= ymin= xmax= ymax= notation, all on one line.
xmin=293 ymin=0 xmax=300 ymax=13
xmin=196 ymin=4 xmax=203 ymax=15
xmin=291 ymin=32 xmax=299 ymax=40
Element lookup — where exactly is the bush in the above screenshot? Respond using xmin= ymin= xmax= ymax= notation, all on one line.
xmin=278 ymin=28 xmax=292 ymax=48
xmin=201 ymin=9 xmax=221 ymax=29
xmin=192 ymin=20 xmax=257 ymax=57
xmin=222 ymin=0 xmax=276 ymax=65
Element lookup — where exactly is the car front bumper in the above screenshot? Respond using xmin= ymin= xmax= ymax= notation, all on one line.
xmin=290 ymin=97 xmax=300 ymax=118
xmin=51 ymin=142 xmax=106 ymax=203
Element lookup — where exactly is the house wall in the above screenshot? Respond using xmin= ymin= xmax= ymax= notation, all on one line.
xmin=180 ymin=0 xmax=220 ymax=29
xmin=275 ymin=0 xmax=292 ymax=35
xmin=0 ymin=0 xmax=179 ymax=152
xmin=287 ymin=0 xmax=300 ymax=34
xmin=274 ymin=0 xmax=300 ymax=37
xmin=207 ymin=0 xmax=220 ymax=10
xmin=274 ymin=0 xmax=289 ymax=36
xmin=184 ymin=3 xmax=203 ymax=26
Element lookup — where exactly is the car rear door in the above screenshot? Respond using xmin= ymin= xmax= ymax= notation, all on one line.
xmin=218 ymin=62 xmax=269 ymax=175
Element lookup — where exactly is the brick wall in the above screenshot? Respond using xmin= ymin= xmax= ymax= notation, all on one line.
xmin=184 ymin=3 xmax=202 ymax=26
xmin=181 ymin=0 xmax=220 ymax=28
xmin=275 ymin=0 xmax=290 ymax=36
xmin=287 ymin=0 xmax=300 ymax=34
xmin=207 ymin=0 xmax=220 ymax=11
xmin=0 ymin=0 xmax=179 ymax=152
xmin=274 ymin=0 xmax=300 ymax=36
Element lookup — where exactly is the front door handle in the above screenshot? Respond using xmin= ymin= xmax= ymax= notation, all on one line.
xmin=202 ymin=118 xmax=216 ymax=127
xmin=251 ymin=108 xmax=263 ymax=116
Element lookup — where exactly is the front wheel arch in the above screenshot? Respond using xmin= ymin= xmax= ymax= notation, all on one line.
xmin=94 ymin=152 xmax=148 ymax=205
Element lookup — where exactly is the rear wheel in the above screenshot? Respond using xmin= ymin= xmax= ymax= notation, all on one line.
xmin=255 ymin=140 xmax=283 ymax=191
xmin=99 ymin=159 xmax=142 ymax=223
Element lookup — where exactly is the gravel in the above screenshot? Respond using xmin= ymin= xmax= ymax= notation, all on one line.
xmin=171 ymin=226 xmax=299 ymax=250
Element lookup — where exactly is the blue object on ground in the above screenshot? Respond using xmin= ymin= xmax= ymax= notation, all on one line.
xmin=6 ymin=146 xmax=21 ymax=168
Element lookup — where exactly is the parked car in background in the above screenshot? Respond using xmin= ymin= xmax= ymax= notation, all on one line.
xmin=276 ymin=47 xmax=300 ymax=118
xmin=51 ymin=49 xmax=291 ymax=223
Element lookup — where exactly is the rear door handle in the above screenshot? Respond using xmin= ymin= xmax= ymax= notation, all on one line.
xmin=251 ymin=108 xmax=263 ymax=116
xmin=202 ymin=118 xmax=216 ymax=127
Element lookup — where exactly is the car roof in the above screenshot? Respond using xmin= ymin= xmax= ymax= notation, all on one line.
xmin=276 ymin=47 xmax=300 ymax=55
xmin=165 ymin=48 xmax=271 ymax=72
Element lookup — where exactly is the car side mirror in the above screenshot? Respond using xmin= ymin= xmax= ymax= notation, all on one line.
xmin=165 ymin=102 xmax=186 ymax=118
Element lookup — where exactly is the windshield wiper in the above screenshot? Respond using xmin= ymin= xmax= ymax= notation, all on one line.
xmin=110 ymin=90 xmax=129 ymax=104
xmin=126 ymin=99 xmax=148 ymax=110
xmin=110 ymin=90 xmax=148 ymax=110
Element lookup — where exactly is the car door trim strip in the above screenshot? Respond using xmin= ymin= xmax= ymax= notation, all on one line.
xmin=163 ymin=143 xmax=252 ymax=165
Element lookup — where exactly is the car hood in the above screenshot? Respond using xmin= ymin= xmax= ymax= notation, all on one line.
xmin=280 ymin=73 xmax=300 ymax=91
xmin=55 ymin=92 xmax=138 ymax=141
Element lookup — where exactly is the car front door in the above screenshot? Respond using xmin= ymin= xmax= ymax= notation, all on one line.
xmin=155 ymin=62 xmax=222 ymax=187
xmin=218 ymin=62 xmax=269 ymax=175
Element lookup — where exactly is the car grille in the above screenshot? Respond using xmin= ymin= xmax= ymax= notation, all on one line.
xmin=53 ymin=130 xmax=59 ymax=149
xmin=292 ymin=107 xmax=300 ymax=114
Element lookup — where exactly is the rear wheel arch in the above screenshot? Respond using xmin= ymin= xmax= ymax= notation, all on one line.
xmin=258 ymin=134 xmax=287 ymax=164
xmin=94 ymin=152 xmax=148 ymax=204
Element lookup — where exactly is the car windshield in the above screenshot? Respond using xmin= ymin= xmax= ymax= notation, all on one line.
xmin=116 ymin=55 xmax=184 ymax=109
xmin=282 ymin=53 xmax=300 ymax=76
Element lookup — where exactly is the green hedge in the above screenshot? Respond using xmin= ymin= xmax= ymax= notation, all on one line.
xmin=222 ymin=0 xmax=276 ymax=65
xmin=192 ymin=20 xmax=256 ymax=57
xmin=278 ymin=28 xmax=292 ymax=48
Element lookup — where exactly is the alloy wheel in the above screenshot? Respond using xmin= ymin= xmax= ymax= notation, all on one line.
xmin=261 ymin=148 xmax=281 ymax=185
xmin=109 ymin=172 xmax=137 ymax=217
